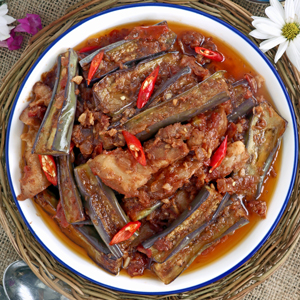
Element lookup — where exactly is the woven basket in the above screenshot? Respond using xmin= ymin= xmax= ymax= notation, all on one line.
xmin=1 ymin=0 xmax=300 ymax=299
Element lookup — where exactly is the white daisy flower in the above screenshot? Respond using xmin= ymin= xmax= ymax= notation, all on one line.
xmin=249 ymin=0 xmax=300 ymax=72
xmin=0 ymin=4 xmax=15 ymax=41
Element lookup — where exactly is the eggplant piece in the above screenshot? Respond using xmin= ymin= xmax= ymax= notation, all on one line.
xmin=58 ymin=155 xmax=85 ymax=224
xmin=57 ymin=219 xmax=122 ymax=275
xmin=152 ymin=199 xmax=249 ymax=284
xmin=227 ymin=97 xmax=256 ymax=123
xmin=34 ymin=189 xmax=59 ymax=216
xmin=35 ymin=191 xmax=122 ymax=274
xmin=245 ymin=101 xmax=287 ymax=197
xmin=74 ymin=164 xmax=136 ymax=259
xmin=123 ymin=70 xmax=230 ymax=142
xmin=93 ymin=52 xmax=180 ymax=117
xmin=32 ymin=49 xmax=79 ymax=155
xmin=142 ymin=188 xmax=228 ymax=263
xmin=79 ymin=23 xmax=177 ymax=84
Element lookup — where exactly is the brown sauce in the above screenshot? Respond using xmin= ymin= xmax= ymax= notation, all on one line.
xmin=32 ymin=21 xmax=282 ymax=278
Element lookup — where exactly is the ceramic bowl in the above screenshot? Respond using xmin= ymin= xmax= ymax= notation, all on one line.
xmin=6 ymin=3 xmax=298 ymax=295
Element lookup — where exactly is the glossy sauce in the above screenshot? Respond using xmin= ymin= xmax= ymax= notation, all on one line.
xmin=36 ymin=21 xmax=282 ymax=278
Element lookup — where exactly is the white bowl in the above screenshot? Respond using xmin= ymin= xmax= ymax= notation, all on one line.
xmin=5 ymin=3 xmax=298 ymax=295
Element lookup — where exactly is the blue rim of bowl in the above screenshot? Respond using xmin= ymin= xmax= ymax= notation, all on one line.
xmin=5 ymin=3 xmax=298 ymax=296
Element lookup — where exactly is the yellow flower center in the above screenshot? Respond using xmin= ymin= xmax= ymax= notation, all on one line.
xmin=282 ymin=22 xmax=300 ymax=41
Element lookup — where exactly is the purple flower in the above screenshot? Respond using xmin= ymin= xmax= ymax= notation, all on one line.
xmin=15 ymin=14 xmax=42 ymax=35
xmin=0 ymin=29 xmax=23 ymax=50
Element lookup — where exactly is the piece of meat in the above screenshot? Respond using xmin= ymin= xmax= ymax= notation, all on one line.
xmin=246 ymin=200 xmax=267 ymax=218
xmin=208 ymin=141 xmax=249 ymax=181
xmin=17 ymin=127 xmax=51 ymax=200
xmin=216 ymin=175 xmax=259 ymax=197
xmin=126 ymin=252 xmax=149 ymax=277
xmin=88 ymin=123 xmax=191 ymax=197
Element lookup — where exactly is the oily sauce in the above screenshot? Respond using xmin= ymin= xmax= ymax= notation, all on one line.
xmin=36 ymin=21 xmax=282 ymax=278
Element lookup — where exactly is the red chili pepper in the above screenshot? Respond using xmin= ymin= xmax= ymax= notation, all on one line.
xmin=38 ymin=154 xmax=58 ymax=186
xmin=209 ymin=135 xmax=228 ymax=172
xmin=87 ymin=51 xmax=104 ymax=86
xmin=109 ymin=221 xmax=141 ymax=245
xmin=125 ymin=25 xmax=169 ymax=40
xmin=122 ymin=131 xmax=147 ymax=166
xmin=195 ymin=47 xmax=224 ymax=62
xmin=79 ymin=45 xmax=100 ymax=53
xmin=137 ymin=66 xmax=159 ymax=109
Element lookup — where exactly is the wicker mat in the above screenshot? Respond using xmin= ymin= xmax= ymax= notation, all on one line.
xmin=0 ymin=0 xmax=300 ymax=299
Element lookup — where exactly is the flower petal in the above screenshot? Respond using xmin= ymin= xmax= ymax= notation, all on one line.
xmin=3 ymin=15 xmax=16 ymax=25
xmin=270 ymin=0 xmax=285 ymax=20
xmin=253 ymin=19 xmax=282 ymax=37
xmin=285 ymin=0 xmax=295 ymax=23
xmin=5 ymin=29 xmax=23 ymax=50
xmin=286 ymin=40 xmax=300 ymax=71
xmin=259 ymin=35 xmax=286 ymax=52
xmin=295 ymin=0 xmax=300 ymax=21
xmin=249 ymin=29 xmax=274 ymax=40
xmin=0 ymin=4 xmax=8 ymax=17
xmin=274 ymin=40 xmax=288 ymax=62
xmin=265 ymin=7 xmax=285 ymax=26
xmin=15 ymin=14 xmax=42 ymax=35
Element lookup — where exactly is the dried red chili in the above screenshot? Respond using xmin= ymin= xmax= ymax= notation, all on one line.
xmin=109 ymin=221 xmax=141 ymax=245
xmin=122 ymin=131 xmax=147 ymax=166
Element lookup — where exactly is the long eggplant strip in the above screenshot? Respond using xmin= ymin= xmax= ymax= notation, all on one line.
xmin=93 ymin=52 xmax=180 ymax=117
xmin=52 ymin=49 xmax=78 ymax=153
xmin=107 ymin=66 xmax=195 ymax=130
xmin=162 ymin=193 xmax=230 ymax=262
xmin=97 ymin=177 xmax=138 ymax=238
xmin=32 ymin=49 xmax=79 ymax=155
xmin=142 ymin=187 xmax=210 ymax=249
xmin=152 ymin=199 xmax=249 ymax=284
xmin=123 ymin=70 xmax=230 ymax=142
xmin=34 ymin=189 xmax=58 ymax=216
xmin=227 ymin=97 xmax=256 ymax=123
xmin=143 ymin=189 xmax=228 ymax=263
xmin=58 ymin=155 xmax=85 ymax=224
xmin=245 ymin=101 xmax=287 ymax=198
xmin=74 ymin=164 xmax=136 ymax=258
xmin=34 ymin=190 xmax=122 ymax=275
xmin=32 ymin=55 xmax=62 ymax=154
xmin=80 ymin=23 xmax=177 ymax=83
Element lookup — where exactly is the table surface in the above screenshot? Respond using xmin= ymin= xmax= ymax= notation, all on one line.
xmin=0 ymin=0 xmax=299 ymax=299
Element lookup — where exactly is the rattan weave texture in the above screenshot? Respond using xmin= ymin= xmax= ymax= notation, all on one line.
xmin=0 ymin=0 xmax=300 ymax=299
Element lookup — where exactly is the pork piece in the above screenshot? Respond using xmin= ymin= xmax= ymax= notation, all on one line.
xmin=19 ymin=82 xmax=52 ymax=127
xmin=126 ymin=252 xmax=149 ymax=277
xmin=180 ymin=55 xmax=210 ymax=79
xmin=180 ymin=30 xmax=204 ymax=48
xmin=17 ymin=127 xmax=51 ymax=200
xmin=217 ymin=175 xmax=259 ymax=197
xmin=88 ymin=123 xmax=191 ymax=197
xmin=189 ymin=107 xmax=228 ymax=156
xmin=246 ymin=200 xmax=267 ymax=218
xmin=208 ymin=141 xmax=250 ymax=181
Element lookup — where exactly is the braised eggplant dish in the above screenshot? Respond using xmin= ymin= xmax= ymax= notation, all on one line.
xmin=18 ymin=21 xmax=287 ymax=284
